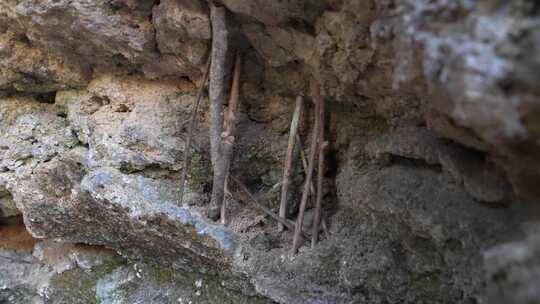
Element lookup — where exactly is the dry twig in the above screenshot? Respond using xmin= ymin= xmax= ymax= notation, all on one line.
xmin=231 ymin=176 xmax=309 ymax=241
xmin=220 ymin=53 xmax=242 ymax=225
xmin=278 ymin=96 xmax=303 ymax=231
xmin=291 ymin=84 xmax=322 ymax=255
xmin=179 ymin=58 xmax=211 ymax=206
xmin=296 ymin=134 xmax=330 ymax=239
xmin=311 ymin=91 xmax=327 ymax=246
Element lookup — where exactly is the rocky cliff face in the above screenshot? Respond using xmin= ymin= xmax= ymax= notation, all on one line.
xmin=1 ymin=1 xmax=539 ymax=303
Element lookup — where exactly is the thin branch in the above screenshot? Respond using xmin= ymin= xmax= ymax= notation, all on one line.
xmin=278 ymin=96 xmax=303 ymax=231
xmin=231 ymin=176 xmax=309 ymax=241
xmin=220 ymin=53 xmax=242 ymax=225
xmin=179 ymin=58 xmax=211 ymax=206
xmin=291 ymin=83 xmax=322 ymax=255
xmin=295 ymin=134 xmax=315 ymax=194
xmin=296 ymin=134 xmax=330 ymax=239
xmin=311 ymin=90 xmax=327 ymax=246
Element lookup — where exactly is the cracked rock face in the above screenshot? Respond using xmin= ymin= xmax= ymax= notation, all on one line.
xmin=1 ymin=0 xmax=540 ymax=303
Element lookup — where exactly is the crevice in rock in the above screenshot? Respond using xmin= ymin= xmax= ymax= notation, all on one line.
xmin=0 ymin=189 xmax=21 ymax=224
xmin=34 ymin=92 xmax=57 ymax=104
xmin=386 ymin=155 xmax=443 ymax=172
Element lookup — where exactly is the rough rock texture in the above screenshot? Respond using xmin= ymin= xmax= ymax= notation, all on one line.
xmin=0 ymin=223 xmax=269 ymax=304
xmin=1 ymin=0 xmax=540 ymax=303
xmin=484 ymin=226 xmax=540 ymax=304
xmin=401 ymin=0 xmax=540 ymax=201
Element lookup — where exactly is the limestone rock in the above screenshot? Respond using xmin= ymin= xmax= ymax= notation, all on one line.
xmin=11 ymin=157 xmax=234 ymax=271
xmin=0 ymin=96 xmax=79 ymax=173
xmin=0 ymin=31 xmax=90 ymax=93
xmin=0 ymin=0 xmax=207 ymax=83
xmin=153 ymin=0 xmax=211 ymax=67
xmin=58 ymin=74 xmax=208 ymax=172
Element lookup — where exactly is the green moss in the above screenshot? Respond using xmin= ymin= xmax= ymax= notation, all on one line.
xmin=145 ymin=263 xmax=178 ymax=284
xmin=188 ymin=154 xmax=212 ymax=193
xmin=141 ymin=262 xmax=271 ymax=304
xmin=48 ymin=257 xmax=126 ymax=304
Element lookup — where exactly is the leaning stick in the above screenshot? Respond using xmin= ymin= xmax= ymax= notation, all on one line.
xmin=209 ymin=2 xmax=229 ymax=218
xmin=179 ymin=58 xmax=211 ymax=206
xmin=278 ymin=96 xmax=304 ymax=231
xmin=296 ymin=134 xmax=330 ymax=239
xmin=220 ymin=53 xmax=242 ymax=225
xmin=295 ymin=134 xmax=315 ymax=195
xmin=311 ymin=91 xmax=327 ymax=247
xmin=291 ymin=84 xmax=322 ymax=255
xmin=231 ymin=176 xmax=310 ymax=241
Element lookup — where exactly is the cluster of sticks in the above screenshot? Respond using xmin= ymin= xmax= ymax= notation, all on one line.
xmin=178 ymin=1 xmax=328 ymax=255
xmin=284 ymin=84 xmax=328 ymax=254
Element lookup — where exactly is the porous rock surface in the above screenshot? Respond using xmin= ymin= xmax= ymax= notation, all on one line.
xmin=0 ymin=0 xmax=539 ymax=303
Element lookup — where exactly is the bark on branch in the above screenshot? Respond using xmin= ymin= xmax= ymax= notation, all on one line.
xmin=278 ymin=96 xmax=303 ymax=231
xmin=208 ymin=2 xmax=230 ymax=219
xmin=296 ymin=134 xmax=330 ymax=239
xmin=220 ymin=53 xmax=242 ymax=224
xmin=209 ymin=3 xmax=228 ymax=168
xmin=311 ymin=91 xmax=327 ymax=246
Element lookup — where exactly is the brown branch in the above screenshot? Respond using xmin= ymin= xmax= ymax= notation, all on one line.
xmin=208 ymin=3 xmax=228 ymax=167
xmin=231 ymin=176 xmax=309 ymax=241
xmin=220 ymin=53 xmax=242 ymax=225
xmin=208 ymin=2 xmax=229 ymax=219
xmin=295 ymin=134 xmax=315 ymax=195
xmin=311 ymin=94 xmax=327 ymax=247
xmin=278 ymin=96 xmax=303 ymax=231
xmin=296 ymin=133 xmax=331 ymax=239
xmin=291 ymin=83 xmax=322 ymax=255
xmin=179 ymin=58 xmax=211 ymax=206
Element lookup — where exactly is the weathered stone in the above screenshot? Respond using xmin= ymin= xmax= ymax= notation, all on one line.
xmin=0 ymin=31 xmax=90 ymax=93
xmin=221 ymin=0 xmax=303 ymax=26
xmin=331 ymin=159 xmax=521 ymax=304
xmin=153 ymin=0 xmax=211 ymax=67
xmin=0 ymin=185 xmax=18 ymax=219
xmin=400 ymin=0 xmax=540 ymax=201
xmin=0 ymin=96 xmax=79 ymax=173
xmin=58 ymin=74 xmax=208 ymax=171
xmin=365 ymin=127 xmax=513 ymax=203
xmin=0 ymin=0 xmax=207 ymax=83
xmin=243 ymin=24 xmax=316 ymax=68
xmin=0 ymin=223 xmax=263 ymax=304
xmin=365 ymin=127 xmax=443 ymax=165
xmin=233 ymin=157 xmax=522 ymax=304
xmin=484 ymin=232 xmax=540 ymax=304
xmin=11 ymin=157 xmax=234 ymax=271
xmin=439 ymin=145 xmax=512 ymax=204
